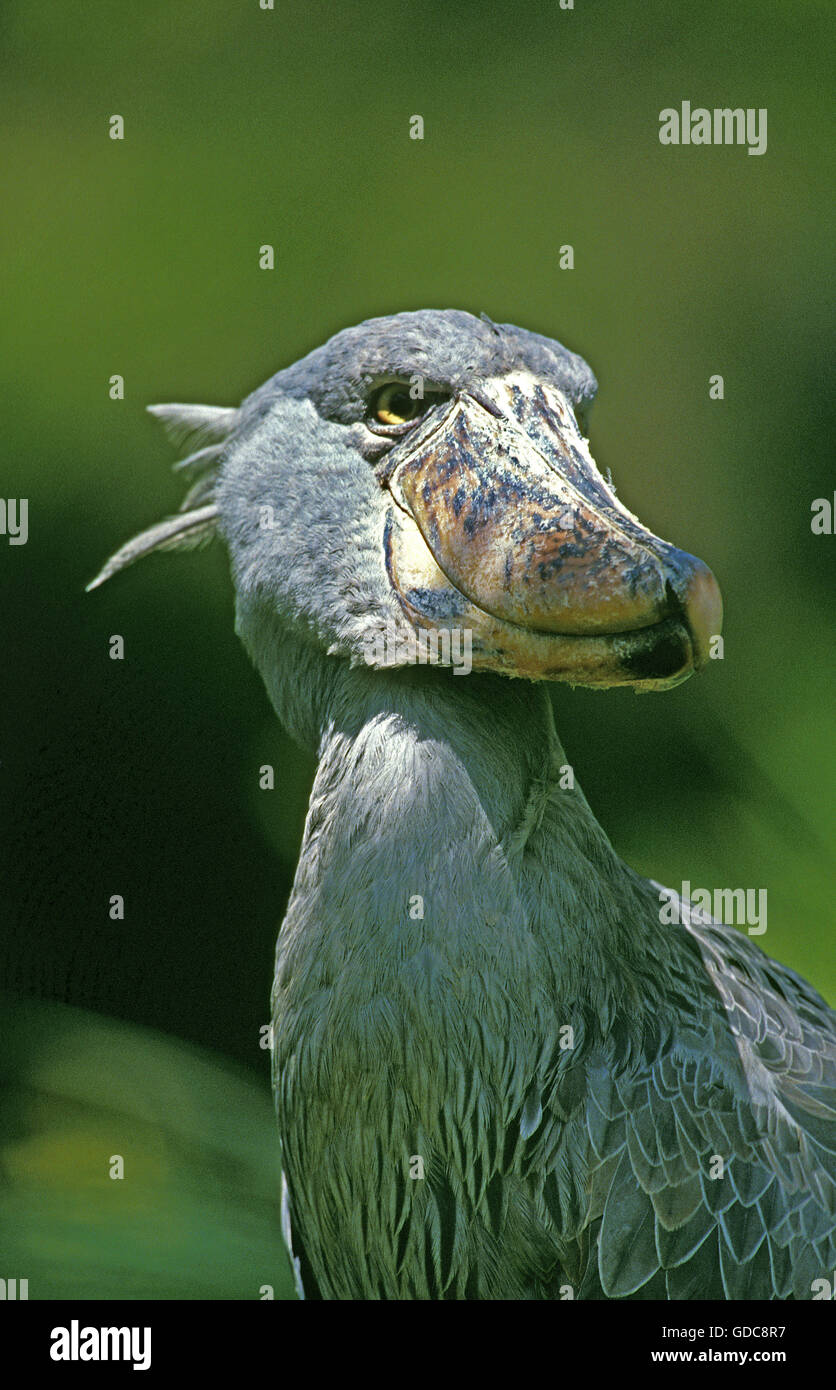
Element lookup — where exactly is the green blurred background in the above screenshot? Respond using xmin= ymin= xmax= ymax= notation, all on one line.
xmin=1 ymin=0 xmax=833 ymax=1298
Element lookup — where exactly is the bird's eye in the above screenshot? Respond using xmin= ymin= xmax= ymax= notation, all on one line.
xmin=370 ymin=383 xmax=429 ymax=427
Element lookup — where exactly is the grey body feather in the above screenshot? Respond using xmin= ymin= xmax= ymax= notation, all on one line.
xmin=268 ymin=667 xmax=835 ymax=1298
xmin=90 ymin=310 xmax=836 ymax=1298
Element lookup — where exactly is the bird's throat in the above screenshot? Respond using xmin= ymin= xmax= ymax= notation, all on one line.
xmin=270 ymin=657 xmax=667 ymax=1057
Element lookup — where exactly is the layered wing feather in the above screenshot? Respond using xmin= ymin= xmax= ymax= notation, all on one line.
xmin=572 ymin=910 xmax=836 ymax=1299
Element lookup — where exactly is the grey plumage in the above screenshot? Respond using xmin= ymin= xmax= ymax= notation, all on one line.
xmin=86 ymin=404 xmax=235 ymax=591
xmin=90 ymin=309 xmax=836 ymax=1299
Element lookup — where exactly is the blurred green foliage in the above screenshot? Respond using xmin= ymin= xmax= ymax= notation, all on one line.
xmin=1 ymin=0 xmax=833 ymax=1297
xmin=0 ymin=993 xmax=295 ymax=1298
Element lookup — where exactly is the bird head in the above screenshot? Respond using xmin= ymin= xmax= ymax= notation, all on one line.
xmin=89 ymin=309 xmax=722 ymax=692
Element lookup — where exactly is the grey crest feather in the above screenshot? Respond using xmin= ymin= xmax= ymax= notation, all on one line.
xmin=146 ymin=402 xmax=237 ymax=449
xmin=85 ymin=504 xmax=220 ymax=591
xmin=86 ymin=402 xmax=238 ymax=591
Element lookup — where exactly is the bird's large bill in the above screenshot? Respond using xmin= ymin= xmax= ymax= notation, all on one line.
xmin=383 ymin=372 xmax=722 ymax=690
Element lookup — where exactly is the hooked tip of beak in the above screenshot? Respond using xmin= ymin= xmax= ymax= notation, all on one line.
xmin=664 ymin=554 xmax=724 ymax=671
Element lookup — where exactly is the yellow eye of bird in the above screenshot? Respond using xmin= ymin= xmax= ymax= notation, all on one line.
xmin=373 ymin=383 xmax=424 ymax=426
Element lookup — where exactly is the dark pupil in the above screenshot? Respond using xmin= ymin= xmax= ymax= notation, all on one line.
xmin=387 ymin=391 xmax=414 ymax=417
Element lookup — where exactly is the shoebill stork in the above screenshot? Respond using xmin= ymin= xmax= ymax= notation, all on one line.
xmin=89 ymin=309 xmax=836 ymax=1300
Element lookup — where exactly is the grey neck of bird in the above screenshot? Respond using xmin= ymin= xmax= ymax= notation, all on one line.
xmin=245 ymin=618 xmax=680 ymax=1046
